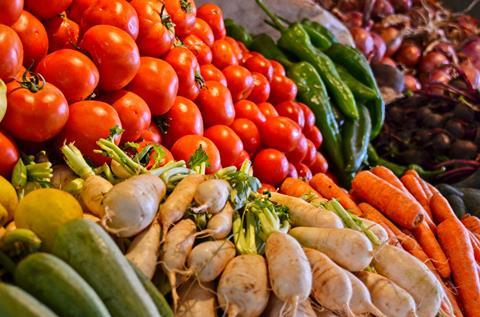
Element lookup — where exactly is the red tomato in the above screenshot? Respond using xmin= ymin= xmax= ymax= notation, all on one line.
xmin=197 ymin=3 xmax=225 ymax=40
xmin=99 ymin=90 xmax=151 ymax=143
xmin=80 ymin=0 xmax=139 ymax=39
xmin=36 ymin=49 xmax=99 ymax=103
xmin=286 ymin=134 xmax=308 ymax=164
xmin=140 ymin=123 xmax=162 ymax=143
xmin=287 ymin=163 xmax=298 ymax=179
xmin=200 ymin=64 xmax=226 ymax=86
xmin=164 ymin=0 xmax=196 ymax=36
xmin=258 ymin=102 xmax=279 ymax=119
xmin=127 ymin=57 xmax=179 ymax=116
xmin=270 ymin=60 xmax=286 ymax=76
xmin=211 ymin=39 xmax=238 ymax=69
xmin=244 ymin=55 xmax=273 ymax=81
xmin=299 ymin=102 xmax=315 ymax=130
xmin=163 ymin=96 xmax=204 ymax=147
xmin=230 ymin=118 xmax=260 ymax=155
xmin=253 ymin=148 xmax=289 ymax=186
xmin=11 ymin=11 xmax=48 ymax=67
xmin=247 ymin=72 xmax=270 ymax=103
xmin=295 ymin=163 xmax=312 ymax=181
xmin=0 ymin=0 xmax=23 ymax=25
xmin=0 ymin=25 xmax=23 ymax=81
xmin=68 ymin=0 xmax=94 ymax=22
xmin=44 ymin=15 xmax=80 ymax=52
xmin=304 ymin=125 xmax=323 ymax=149
xmin=276 ymin=101 xmax=305 ymax=129
xmin=183 ymin=34 xmax=212 ymax=65
xmin=3 ymin=77 xmax=68 ymax=142
xmin=171 ymin=135 xmax=221 ymax=174
xmin=138 ymin=141 xmax=173 ymax=169
xmin=310 ymin=152 xmax=328 ymax=174
xmin=234 ymin=100 xmax=266 ymax=127
xmin=261 ymin=116 xmax=301 ymax=152
xmin=302 ymin=139 xmax=316 ymax=166
xmin=258 ymin=183 xmax=277 ymax=193
xmin=25 ymin=0 xmax=72 ymax=19
xmin=59 ymin=100 xmax=122 ymax=165
xmin=224 ymin=37 xmax=243 ymax=62
xmin=204 ymin=125 xmax=243 ymax=167
xmin=223 ymin=65 xmax=254 ymax=102
xmin=81 ymin=25 xmax=140 ymax=91
xmin=196 ymin=80 xmax=235 ymax=127
xmin=234 ymin=150 xmax=250 ymax=169
xmin=0 ymin=131 xmax=19 ymax=178
xmin=191 ymin=18 xmax=214 ymax=47
xmin=165 ymin=46 xmax=201 ymax=100
xmin=269 ymin=74 xmax=297 ymax=104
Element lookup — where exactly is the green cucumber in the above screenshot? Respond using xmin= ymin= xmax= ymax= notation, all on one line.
xmin=0 ymin=283 xmax=58 ymax=317
xmin=446 ymin=194 xmax=467 ymax=219
xmin=15 ymin=252 xmax=111 ymax=317
xmin=52 ymin=219 xmax=160 ymax=317
xmin=458 ymin=188 xmax=480 ymax=216
xmin=436 ymin=184 xmax=464 ymax=198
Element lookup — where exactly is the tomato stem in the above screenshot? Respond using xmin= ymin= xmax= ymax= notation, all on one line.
xmin=17 ymin=70 xmax=46 ymax=93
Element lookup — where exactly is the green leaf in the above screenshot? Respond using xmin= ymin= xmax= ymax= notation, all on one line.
xmin=188 ymin=145 xmax=210 ymax=169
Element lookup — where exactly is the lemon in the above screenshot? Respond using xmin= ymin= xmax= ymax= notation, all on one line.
xmin=15 ymin=188 xmax=83 ymax=250
xmin=0 ymin=176 xmax=18 ymax=221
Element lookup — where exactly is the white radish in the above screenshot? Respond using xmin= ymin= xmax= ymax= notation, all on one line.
xmin=344 ymin=270 xmax=385 ymax=316
xmin=357 ymin=271 xmax=417 ymax=317
xmin=81 ymin=175 xmax=113 ymax=216
xmin=314 ymin=309 xmax=340 ymax=317
xmin=372 ymin=245 xmax=442 ymax=317
xmin=359 ymin=217 xmax=389 ymax=244
xmin=290 ymin=227 xmax=373 ymax=271
xmin=304 ymin=248 xmax=354 ymax=316
xmin=187 ymin=240 xmax=235 ymax=282
xmin=126 ymin=220 xmax=161 ymax=279
xmin=111 ymin=160 xmax=133 ymax=179
xmin=217 ymin=254 xmax=269 ymax=317
xmin=192 ymin=179 xmax=230 ymax=214
xmin=203 ymin=202 xmax=234 ymax=240
xmin=177 ymin=280 xmax=217 ymax=317
xmin=102 ymin=174 xmax=166 ymax=237
xmin=265 ymin=232 xmax=312 ymax=312
xmin=269 ymin=193 xmax=343 ymax=229
xmin=264 ymin=295 xmax=316 ymax=317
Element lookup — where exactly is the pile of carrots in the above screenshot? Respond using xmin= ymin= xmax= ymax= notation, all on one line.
xmin=279 ymin=166 xmax=480 ymax=317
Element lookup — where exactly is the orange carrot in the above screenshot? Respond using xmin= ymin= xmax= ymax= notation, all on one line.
xmin=352 ymin=171 xmax=424 ymax=229
xmin=438 ymin=218 xmax=480 ymax=317
xmin=469 ymin=231 xmax=480 ymax=264
xmin=462 ymin=214 xmax=480 ymax=236
xmin=401 ymin=174 xmax=433 ymax=218
xmin=405 ymin=169 xmax=434 ymax=199
xmin=371 ymin=165 xmax=408 ymax=193
xmin=359 ymin=203 xmax=399 ymax=245
xmin=280 ymin=177 xmax=324 ymax=200
xmin=443 ymin=281 xmax=464 ymax=317
xmin=430 ymin=192 xmax=457 ymax=223
xmin=310 ymin=173 xmax=362 ymax=216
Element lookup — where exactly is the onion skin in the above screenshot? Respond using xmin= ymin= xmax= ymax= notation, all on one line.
xmin=371 ymin=32 xmax=387 ymax=62
xmin=419 ymin=52 xmax=449 ymax=74
xmin=391 ymin=0 xmax=412 ymax=12
xmin=395 ymin=41 xmax=421 ymax=67
xmin=350 ymin=27 xmax=374 ymax=57
xmin=460 ymin=38 xmax=480 ymax=61
xmin=404 ymin=75 xmax=421 ymax=92
xmin=373 ymin=0 xmax=394 ymax=19
xmin=381 ymin=57 xmax=397 ymax=68
xmin=459 ymin=60 xmax=480 ymax=90
xmin=379 ymin=27 xmax=402 ymax=57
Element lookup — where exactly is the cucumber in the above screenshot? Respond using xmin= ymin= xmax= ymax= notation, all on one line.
xmin=454 ymin=168 xmax=480 ymax=188
xmin=0 ymin=283 xmax=58 ymax=317
xmin=15 ymin=252 xmax=111 ymax=317
xmin=458 ymin=188 xmax=480 ymax=216
xmin=446 ymin=194 xmax=467 ymax=219
xmin=435 ymin=183 xmax=464 ymax=198
xmin=52 ymin=219 xmax=160 ymax=317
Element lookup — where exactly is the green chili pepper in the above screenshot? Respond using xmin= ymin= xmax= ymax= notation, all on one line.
xmin=225 ymin=18 xmax=253 ymax=47
xmin=336 ymin=65 xmax=377 ymax=102
xmin=248 ymin=34 xmax=294 ymax=68
xmin=301 ymin=19 xmax=338 ymax=44
xmin=301 ymin=23 xmax=331 ymax=51
xmin=343 ymin=105 xmax=371 ymax=174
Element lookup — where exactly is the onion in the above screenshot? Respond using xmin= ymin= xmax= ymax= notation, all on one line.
xmin=419 ymin=51 xmax=449 ymax=74
xmin=460 ymin=38 xmax=480 ymax=62
xmin=459 ymin=59 xmax=480 ymax=90
xmin=457 ymin=15 xmax=479 ymax=36
xmin=373 ymin=0 xmax=395 ymax=19
xmin=371 ymin=32 xmax=387 ymax=62
xmin=381 ymin=57 xmax=397 ymax=68
xmin=336 ymin=0 xmax=362 ymax=12
xmin=404 ymin=75 xmax=421 ymax=92
xmin=395 ymin=41 xmax=421 ymax=67
xmin=350 ymin=27 xmax=374 ymax=57
xmin=343 ymin=12 xmax=364 ymax=29
xmin=379 ymin=27 xmax=402 ymax=57
xmin=423 ymin=69 xmax=451 ymax=94
xmin=390 ymin=0 xmax=412 ymax=12
xmin=430 ymin=42 xmax=457 ymax=62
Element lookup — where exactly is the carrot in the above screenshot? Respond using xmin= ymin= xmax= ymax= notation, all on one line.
xmin=371 ymin=166 xmax=408 ymax=193
xmin=352 ymin=171 xmax=424 ymax=229
xmin=359 ymin=203 xmax=399 ymax=244
xmin=442 ymin=280 xmax=464 ymax=317
xmin=430 ymin=193 xmax=457 ymax=223
xmin=468 ymin=231 xmax=480 ymax=263
xmin=280 ymin=177 xmax=323 ymax=199
xmin=401 ymin=174 xmax=433 ymax=219
xmin=438 ymin=218 xmax=480 ymax=317
xmin=310 ymin=173 xmax=362 ymax=216
xmin=405 ymin=169 xmax=433 ymax=199
xmin=462 ymin=214 xmax=480 ymax=236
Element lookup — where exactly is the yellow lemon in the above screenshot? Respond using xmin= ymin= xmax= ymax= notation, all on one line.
xmin=0 ymin=176 xmax=18 ymax=221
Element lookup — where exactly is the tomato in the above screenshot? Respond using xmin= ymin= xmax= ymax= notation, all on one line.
xmin=140 ymin=123 xmax=162 ymax=143
xmin=191 ymin=18 xmax=214 ymax=47
xmin=204 ymin=125 xmax=243 ymax=167
xmin=287 ymin=163 xmax=298 ymax=179
xmin=304 ymin=125 xmax=323 ymax=149
xmin=223 ymin=65 xmax=253 ymax=102
xmin=295 ymin=163 xmax=312 ymax=181
xmin=276 ymin=101 xmax=305 ymax=129
xmin=302 ymin=139 xmax=316 ymax=166
xmin=163 ymin=96 xmax=203 ymax=147
xmin=11 ymin=11 xmax=48 ymax=67
xmin=253 ymin=148 xmax=289 ymax=186
xmin=171 ymin=135 xmax=221 ymax=174
xmin=270 ymin=60 xmax=286 ymax=76
xmin=0 ymin=0 xmax=23 ymax=25
xmin=310 ymin=152 xmax=328 ymax=174
xmin=59 ymin=100 xmax=122 ymax=165
xmin=183 ymin=35 xmax=212 ymax=65
xmin=99 ymin=90 xmax=151 ymax=143
xmin=269 ymin=74 xmax=297 ymax=104
xmin=211 ymin=39 xmax=238 ymax=69
xmin=127 ymin=57 xmax=178 ymax=116
xmin=234 ymin=150 xmax=250 ymax=169
xmin=36 ymin=49 xmax=99 ymax=103
xmin=258 ymin=183 xmax=277 ymax=193
xmin=0 ymin=131 xmax=19 ymax=178
xmin=244 ymin=55 xmax=273 ymax=81
xmin=200 ymin=64 xmax=227 ymax=86
xmin=165 ymin=46 xmax=201 ymax=100
xmin=164 ymin=0 xmax=196 ymax=36
xmin=299 ymin=102 xmax=315 ymax=130
xmin=138 ymin=141 xmax=173 ymax=169
xmin=234 ymin=100 xmax=266 ymax=127
xmin=261 ymin=116 xmax=301 ymax=152
xmin=44 ymin=15 xmax=80 ymax=52
xmin=131 ymin=0 xmax=174 ymax=57
xmin=286 ymin=134 xmax=308 ymax=164
xmin=247 ymin=72 xmax=270 ymax=103
xmin=197 ymin=3 xmax=225 ymax=40
xmin=80 ymin=0 xmax=139 ymax=39
xmin=68 ymin=0 xmax=94 ymax=22
xmin=0 ymin=25 xmax=23 ymax=81
xmin=224 ymin=37 xmax=243 ymax=62
xmin=25 ymin=0 xmax=72 ymax=19
xmin=257 ymin=102 xmax=279 ymax=119
xmin=230 ymin=118 xmax=260 ymax=155
xmin=196 ymin=80 xmax=235 ymax=127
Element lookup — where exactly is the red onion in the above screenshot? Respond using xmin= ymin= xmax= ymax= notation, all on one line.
xmin=373 ymin=0 xmax=395 ymax=19
xmin=343 ymin=12 xmax=364 ymax=29
xmin=371 ymin=32 xmax=387 ymax=62
xmin=419 ymin=51 xmax=449 ymax=74
xmin=395 ymin=41 xmax=421 ymax=67
xmin=459 ymin=60 xmax=480 ymax=90
xmin=379 ymin=27 xmax=402 ymax=57
xmin=390 ymin=0 xmax=412 ymax=13
xmin=460 ymin=38 xmax=480 ymax=62
xmin=381 ymin=57 xmax=397 ymax=67
xmin=457 ymin=15 xmax=479 ymax=36
xmin=430 ymin=42 xmax=457 ymax=62
xmin=350 ymin=27 xmax=374 ymax=57
xmin=404 ymin=74 xmax=421 ymax=92
xmin=423 ymin=69 xmax=451 ymax=94
xmin=336 ymin=0 xmax=362 ymax=12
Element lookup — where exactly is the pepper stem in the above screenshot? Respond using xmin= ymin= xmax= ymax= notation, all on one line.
xmin=255 ymin=0 xmax=287 ymax=31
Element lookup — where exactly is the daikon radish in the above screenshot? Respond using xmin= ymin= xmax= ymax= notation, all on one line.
xmin=204 ymin=202 xmax=234 ymax=240
xmin=126 ymin=221 xmax=161 ymax=279
xmin=358 ymin=217 xmax=389 ymax=244
xmin=192 ymin=179 xmax=230 ymax=214
xmin=344 ymin=270 xmax=385 ymax=316
xmin=314 ymin=309 xmax=340 ymax=317
xmin=264 ymin=295 xmax=316 ymax=317
xmin=187 ymin=240 xmax=235 ymax=282
xmin=177 ymin=280 xmax=216 ymax=317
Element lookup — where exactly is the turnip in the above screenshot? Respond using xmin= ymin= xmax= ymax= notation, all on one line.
xmin=177 ymin=280 xmax=216 ymax=317
xmin=126 ymin=220 xmax=161 ymax=279
xmin=187 ymin=240 xmax=235 ymax=282
xmin=264 ymin=295 xmax=316 ymax=317
xmin=372 ymin=244 xmax=442 ymax=317
xmin=269 ymin=193 xmax=343 ymax=229
xmin=344 ymin=270 xmax=385 ymax=316
xmin=204 ymin=202 xmax=234 ymax=240
xmin=357 ymin=271 xmax=417 ymax=317
xmin=304 ymin=248 xmax=354 ymax=316
xmin=192 ymin=179 xmax=230 ymax=214
xmin=290 ymin=227 xmax=373 ymax=271
xmin=217 ymin=254 xmax=270 ymax=317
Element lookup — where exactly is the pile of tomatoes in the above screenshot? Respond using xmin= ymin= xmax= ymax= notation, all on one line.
xmin=0 ymin=0 xmax=328 ymax=189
